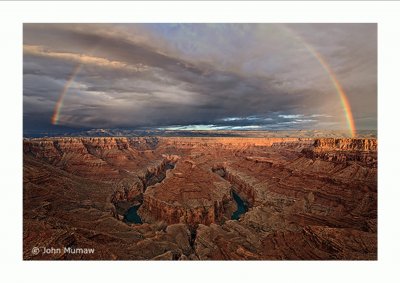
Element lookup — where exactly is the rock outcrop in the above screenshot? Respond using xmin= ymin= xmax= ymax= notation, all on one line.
xmin=139 ymin=159 xmax=234 ymax=226
xmin=302 ymin=138 xmax=377 ymax=167
xmin=23 ymin=137 xmax=377 ymax=260
xmin=313 ymin=138 xmax=377 ymax=151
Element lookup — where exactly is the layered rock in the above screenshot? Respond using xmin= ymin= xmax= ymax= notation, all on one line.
xmin=313 ymin=138 xmax=377 ymax=151
xmin=111 ymin=154 xmax=179 ymax=219
xmin=302 ymin=138 xmax=377 ymax=167
xmin=23 ymin=137 xmax=162 ymax=181
xmin=212 ymin=164 xmax=257 ymax=207
xmin=23 ymin=136 xmax=377 ymax=260
xmin=139 ymin=159 xmax=234 ymax=226
xmin=160 ymin=137 xmax=312 ymax=150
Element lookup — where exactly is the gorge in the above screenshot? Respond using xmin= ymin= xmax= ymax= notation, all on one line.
xmin=23 ymin=136 xmax=377 ymax=260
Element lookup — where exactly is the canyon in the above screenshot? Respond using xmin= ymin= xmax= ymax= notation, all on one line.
xmin=23 ymin=136 xmax=377 ymax=260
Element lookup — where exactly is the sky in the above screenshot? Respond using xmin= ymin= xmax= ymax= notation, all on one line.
xmin=23 ymin=23 xmax=377 ymax=135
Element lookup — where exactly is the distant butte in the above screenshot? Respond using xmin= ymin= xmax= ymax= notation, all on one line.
xmin=23 ymin=136 xmax=377 ymax=260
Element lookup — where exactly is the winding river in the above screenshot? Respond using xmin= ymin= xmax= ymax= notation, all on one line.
xmin=124 ymin=205 xmax=143 ymax=224
xmin=123 ymin=161 xmax=176 ymax=224
xmin=231 ymin=190 xmax=248 ymax=220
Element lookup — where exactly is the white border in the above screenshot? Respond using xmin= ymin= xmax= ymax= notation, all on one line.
xmin=1 ymin=1 xmax=400 ymax=282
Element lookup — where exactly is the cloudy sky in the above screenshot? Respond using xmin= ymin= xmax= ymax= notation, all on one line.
xmin=23 ymin=23 xmax=376 ymax=134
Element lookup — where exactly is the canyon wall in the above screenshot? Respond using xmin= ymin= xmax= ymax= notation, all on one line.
xmin=313 ymin=138 xmax=377 ymax=151
xmin=23 ymin=136 xmax=377 ymax=260
xmin=302 ymin=138 xmax=377 ymax=167
xmin=138 ymin=159 xmax=234 ymax=227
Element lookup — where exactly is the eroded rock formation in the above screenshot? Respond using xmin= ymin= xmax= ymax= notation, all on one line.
xmin=23 ymin=137 xmax=377 ymax=260
xmin=302 ymin=138 xmax=377 ymax=167
xmin=139 ymin=159 xmax=233 ymax=226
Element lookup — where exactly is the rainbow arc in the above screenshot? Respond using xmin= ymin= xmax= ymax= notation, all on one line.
xmin=51 ymin=64 xmax=82 ymax=125
xmin=278 ymin=24 xmax=356 ymax=137
xmin=51 ymin=27 xmax=357 ymax=138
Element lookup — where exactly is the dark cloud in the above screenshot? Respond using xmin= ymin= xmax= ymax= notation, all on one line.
xmin=23 ymin=23 xmax=377 ymax=134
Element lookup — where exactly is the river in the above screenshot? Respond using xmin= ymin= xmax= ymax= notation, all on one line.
xmin=231 ymin=190 xmax=248 ymax=220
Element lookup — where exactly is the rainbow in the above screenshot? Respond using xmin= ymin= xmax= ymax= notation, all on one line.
xmin=51 ymin=63 xmax=82 ymax=125
xmin=51 ymin=26 xmax=357 ymax=137
xmin=278 ymin=25 xmax=357 ymax=138
xmin=51 ymin=43 xmax=100 ymax=125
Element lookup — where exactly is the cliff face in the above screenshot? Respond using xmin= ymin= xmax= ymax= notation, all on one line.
xmin=138 ymin=159 xmax=233 ymax=227
xmin=23 ymin=137 xmax=162 ymax=180
xmin=313 ymin=138 xmax=377 ymax=151
xmin=23 ymin=137 xmax=377 ymax=260
xmin=110 ymin=154 xmax=180 ymax=218
xmin=23 ymin=137 xmax=160 ymax=156
xmin=302 ymin=138 xmax=377 ymax=167
xmin=139 ymin=195 xmax=228 ymax=226
xmin=212 ymin=164 xmax=257 ymax=207
xmin=159 ymin=137 xmax=312 ymax=149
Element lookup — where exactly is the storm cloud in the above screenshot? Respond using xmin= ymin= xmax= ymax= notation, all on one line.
xmin=23 ymin=23 xmax=377 ymax=133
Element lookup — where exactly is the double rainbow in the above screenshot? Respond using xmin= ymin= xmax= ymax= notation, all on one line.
xmin=51 ymin=26 xmax=357 ymax=137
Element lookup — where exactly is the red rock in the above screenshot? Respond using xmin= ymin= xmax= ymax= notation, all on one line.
xmin=23 ymin=136 xmax=377 ymax=260
xmin=139 ymin=159 xmax=233 ymax=226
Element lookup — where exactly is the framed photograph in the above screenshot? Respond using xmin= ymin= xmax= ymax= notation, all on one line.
xmin=23 ymin=23 xmax=377 ymax=261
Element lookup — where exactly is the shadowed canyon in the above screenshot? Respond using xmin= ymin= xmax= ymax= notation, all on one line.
xmin=23 ymin=136 xmax=377 ymax=260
